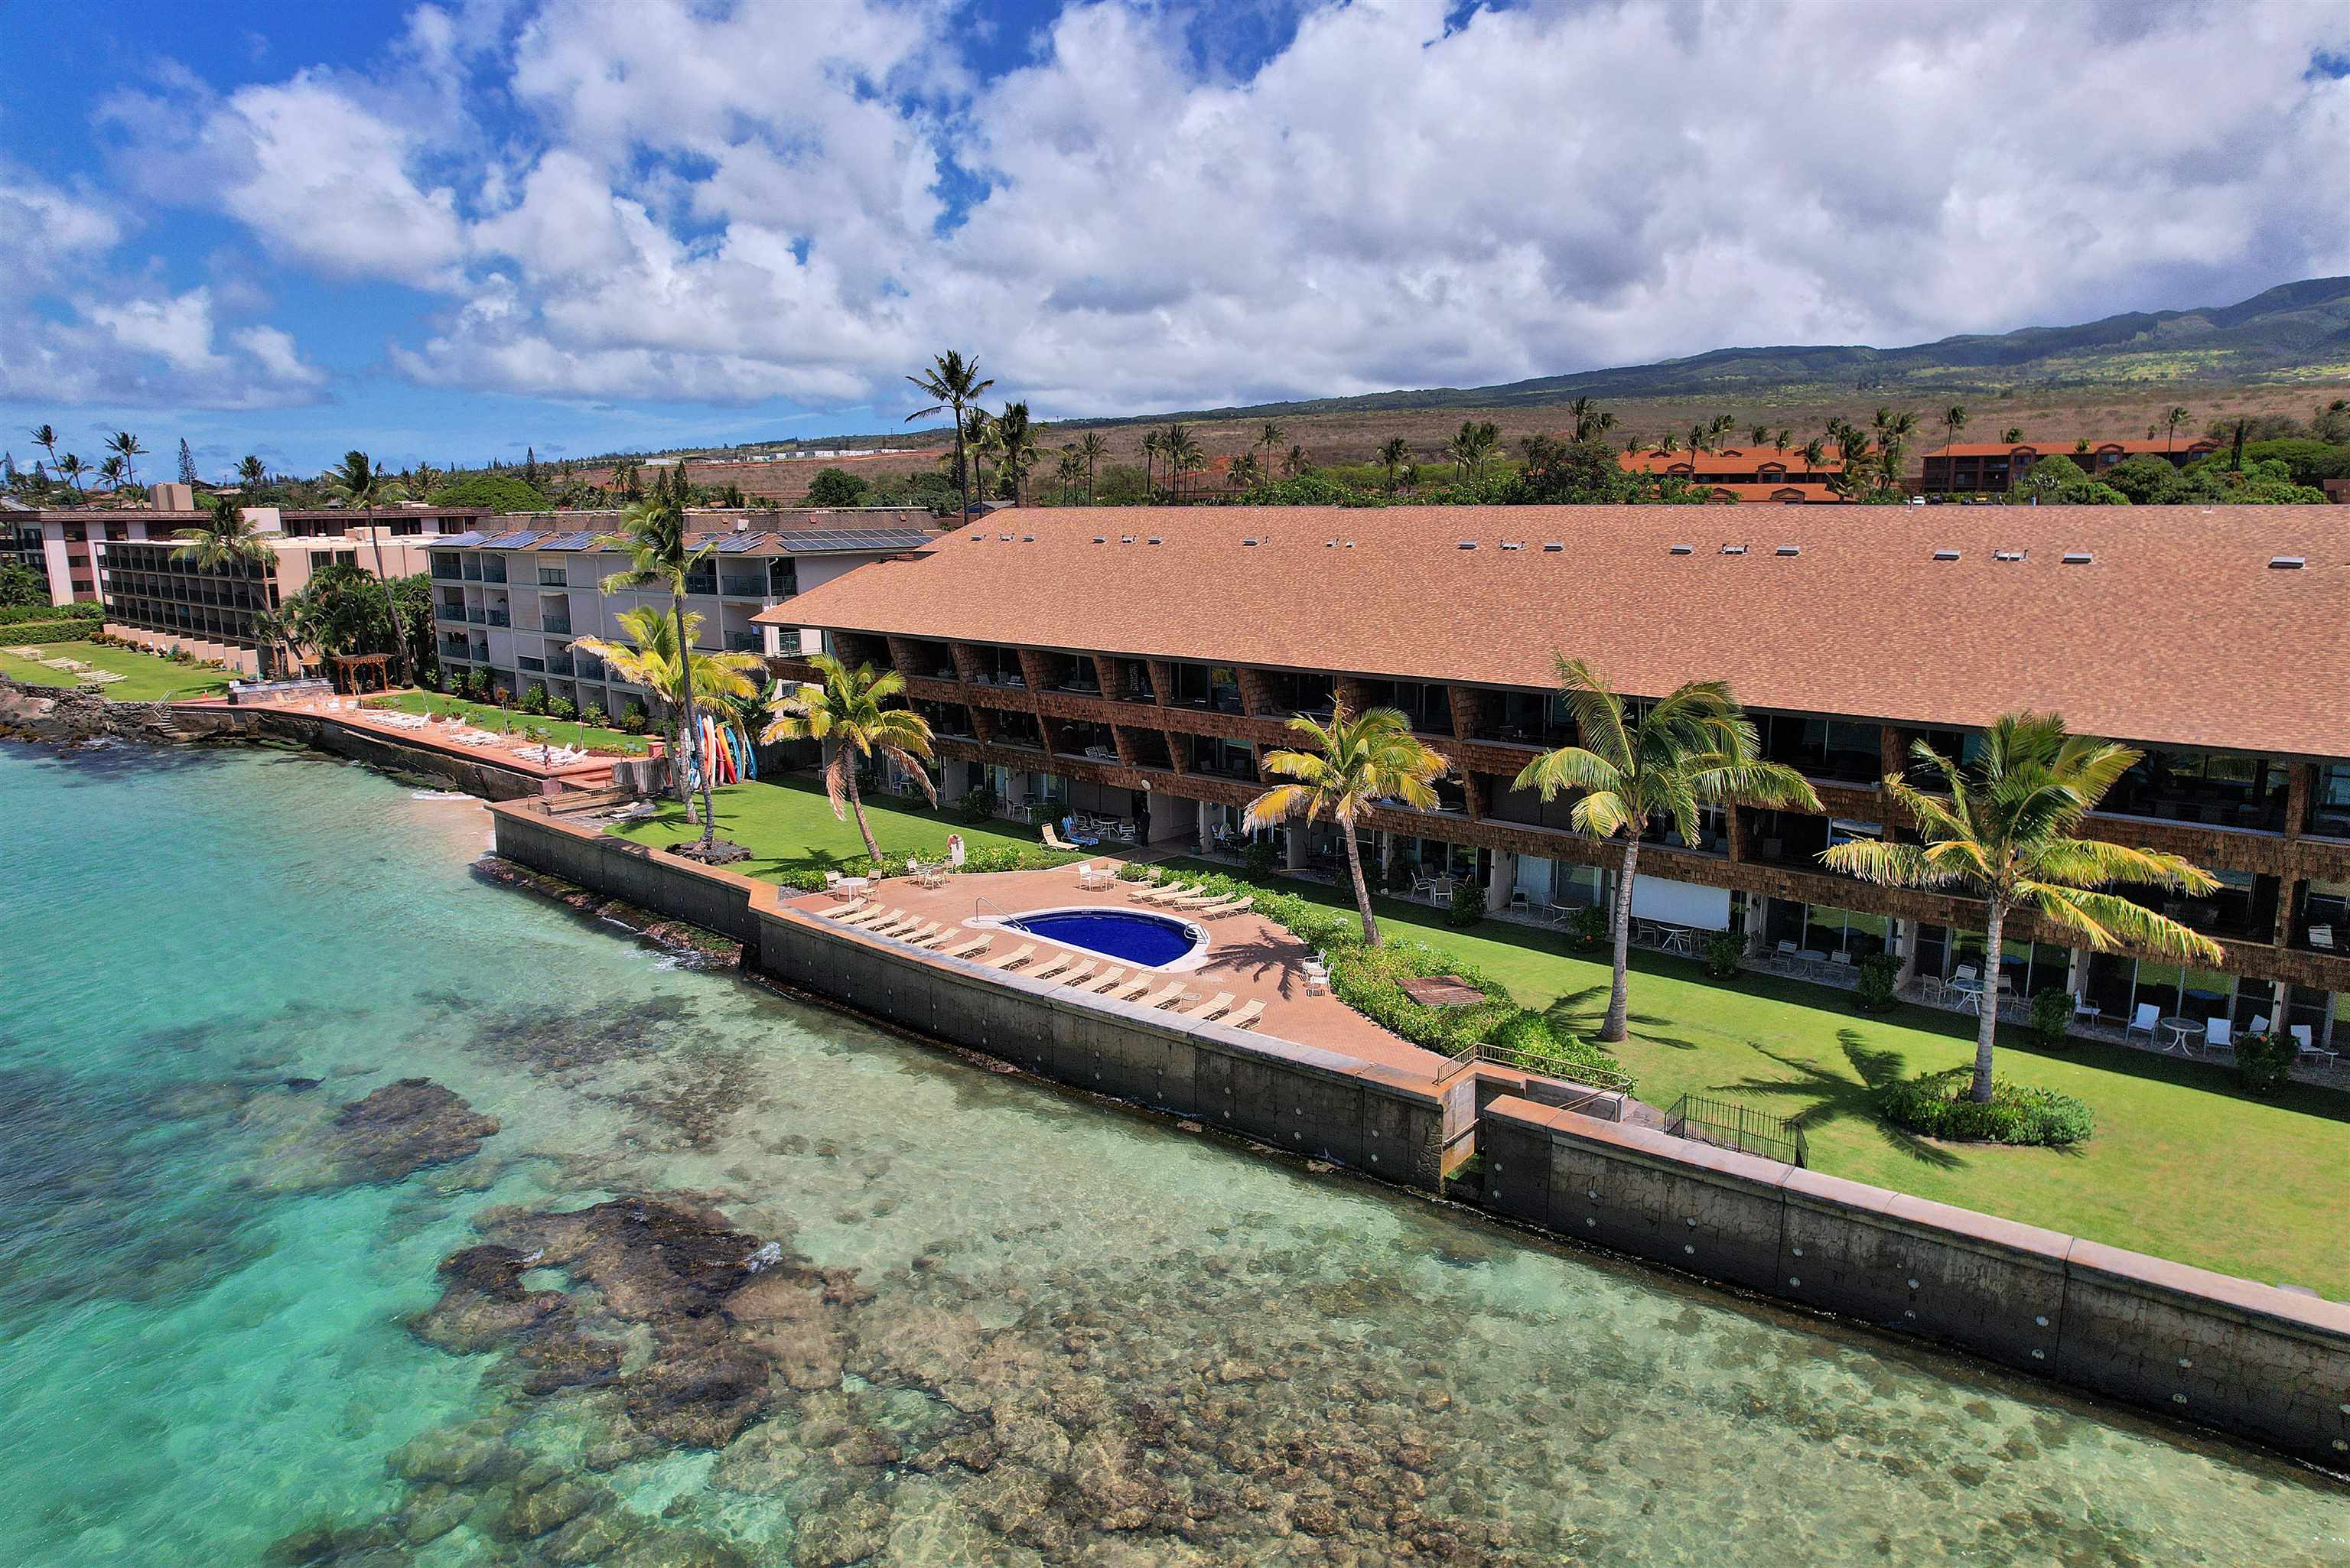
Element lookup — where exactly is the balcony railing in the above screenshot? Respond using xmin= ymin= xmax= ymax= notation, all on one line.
xmin=719 ymin=575 xmax=767 ymax=597
xmin=466 ymin=607 xmax=487 ymax=624
xmin=487 ymin=609 xmax=510 ymax=628
xmin=542 ymin=615 xmax=572 ymax=636
xmin=727 ymin=631 xmax=762 ymax=652
xmin=436 ymin=605 xmax=467 ymax=623
xmin=545 ymin=653 xmax=575 ymax=677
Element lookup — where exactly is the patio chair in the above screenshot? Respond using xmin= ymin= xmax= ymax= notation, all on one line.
xmin=1953 ymin=964 xmax=1979 ymax=984
xmin=1061 ymin=815 xmax=1101 ymax=847
xmin=1123 ymin=874 xmax=1164 ymax=899
xmin=1222 ymin=999 xmax=1265 ymax=1030
xmin=1040 ymin=822 xmax=1076 ymax=851
xmin=1301 ymin=959 xmax=1330 ymax=996
xmin=1135 ymin=982 xmax=1185 ymax=1010
xmin=2310 ymin=926 xmax=2335 ymax=952
xmin=1029 ymin=951 xmax=1079 ymax=981
xmin=1138 ymin=881 xmax=1200 ymax=906
xmin=2124 ymin=1002 xmax=2160 ymax=1043
xmin=2293 ymin=1025 xmax=2335 ymax=1069
xmin=1196 ymin=896 xmax=1254 ymax=919
xmin=1102 ymin=976 xmax=1153 ymax=1002
xmin=1164 ymin=888 xmax=1226 ymax=910
xmin=1181 ymin=992 xmax=1236 ymax=1020
xmin=979 ymin=942 xmax=1038 ymax=970
xmin=908 ymin=926 xmax=958 ymax=949
xmin=2203 ymin=1017 xmax=2233 ymax=1056
xmin=892 ymin=921 xmax=943 ymax=946
xmin=2247 ymin=1013 xmax=2271 ymax=1037
xmin=1078 ymin=966 xmax=1127 ymax=994
xmin=1053 ymin=960 xmax=1099 ymax=988
xmin=939 ymin=934 xmax=992 ymax=961
xmin=867 ymin=911 xmax=924 ymax=937
xmin=1774 ymin=940 xmax=1800 ymax=971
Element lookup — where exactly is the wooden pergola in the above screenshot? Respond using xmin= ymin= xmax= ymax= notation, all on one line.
xmin=327 ymin=652 xmax=395 ymax=695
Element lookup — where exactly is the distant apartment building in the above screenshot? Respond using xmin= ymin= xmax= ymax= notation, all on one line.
xmin=425 ymin=509 xmax=939 ymax=717
xmin=1922 ymin=438 xmax=2221 ymax=494
xmin=98 ymin=518 xmax=487 ymax=674
xmin=24 ymin=506 xmax=487 ymax=608
xmin=1615 ymin=445 xmax=1846 ymax=503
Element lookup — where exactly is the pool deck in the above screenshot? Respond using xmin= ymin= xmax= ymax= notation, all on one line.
xmin=779 ymin=861 xmax=1461 ymax=1080
xmin=175 ymin=691 xmax=626 ymax=786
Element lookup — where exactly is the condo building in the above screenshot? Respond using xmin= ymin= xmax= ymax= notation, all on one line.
xmin=1615 ymin=445 xmax=1847 ymax=503
xmin=425 ymin=509 xmax=938 ymax=719
xmin=759 ymin=504 xmax=2350 ymax=1050
xmin=1922 ymin=438 xmax=2222 ymax=494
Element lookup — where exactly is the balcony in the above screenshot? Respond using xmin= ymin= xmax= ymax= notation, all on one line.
xmin=727 ymin=631 xmax=762 ymax=652
xmin=487 ymin=609 xmax=510 ymax=628
xmin=545 ymin=652 xmax=576 ymax=678
xmin=682 ymin=573 xmax=718 ymax=597
xmin=436 ymin=603 xmax=467 ymax=623
xmin=719 ymin=574 xmax=767 ymax=597
xmin=466 ymin=607 xmax=487 ymax=624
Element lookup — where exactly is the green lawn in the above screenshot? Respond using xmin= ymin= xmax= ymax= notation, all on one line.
xmin=369 ymin=691 xmax=649 ymax=755
xmin=0 ymin=643 xmax=236 ymax=703
xmin=606 ymin=776 xmax=1060 ymax=880
xmin=1168 ymin=859 xmax=2350 ymax=1299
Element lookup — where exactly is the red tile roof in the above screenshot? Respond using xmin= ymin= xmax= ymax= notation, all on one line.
xmin=760 ymin=504 xmax=2350 ymax=759
xmin=1700 ymin=483 xmax=1845 ymax=504
xmin=1616 ymin=445 xmax=1844 ymax=476
xmin=1928 ymin=439 xmax=2218 ymax=458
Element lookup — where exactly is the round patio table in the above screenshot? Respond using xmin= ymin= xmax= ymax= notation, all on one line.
xmin=2160 ymin=1017 xmax=2199 ymax=1053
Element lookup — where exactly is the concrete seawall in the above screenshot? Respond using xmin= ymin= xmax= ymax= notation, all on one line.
xmin=487 ymin=798 xmax=2350 ymax=1468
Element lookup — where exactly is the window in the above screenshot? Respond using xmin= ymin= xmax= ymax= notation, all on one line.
xmin=2311 ymin=764 xmax=2350 ymax=838
xmin=539 ymin=564 xmax=567 ymax=586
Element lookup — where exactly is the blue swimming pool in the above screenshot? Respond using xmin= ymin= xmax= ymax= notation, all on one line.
xmin=1007 ymin=908 xmax=1204 ymax=968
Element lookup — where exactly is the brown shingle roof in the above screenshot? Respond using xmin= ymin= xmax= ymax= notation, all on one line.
xmin=759 ymin=504 xmax=2350 ymax=760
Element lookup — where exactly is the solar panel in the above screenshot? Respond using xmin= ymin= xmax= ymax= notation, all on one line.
xmin=775 ymin=528 xmax=933 ymax=553
xmin=535 ymin=530 xmax=597 ymax=551
xmin=438 ymin=531 xmax=490 ymax=548
xmin=483 ymin=530 xmax=544 ymax=549
xmin=714 ymin=533 xmax=770 ymax=552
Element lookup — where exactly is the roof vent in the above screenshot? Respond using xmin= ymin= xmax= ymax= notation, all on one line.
xmin=1325 ymin=538 xmax=1339 ymax=548
xmin=1121 ymin=535 xmax=1135 ymax=544
xmin=1994 ymin=548 xmax=2026 ymax=562
xmin=2062 ymin=550 xmax=2092 ymax=564
xmin=1242 ymin=537 xmax=1261 ymax=547
xmin=1721 ymin=544 xmax=1748 ymax=555
xmin=969 ymin=532 xmax=985 ymax=540
xmin=2269 ymin=555 xmax=2306 ymax=570
xmin=1775 ymin=545 xmax=1800 ymax=557
xmin=1500 ymin=541 xmax=1523 ymax=551
xmin=1668 ymin=543 xmax=1694 ymax=555
xmin=1457 ymin=540 xmax=1477 ymax=550
xmin=998 ymin=532 xmax=1014 ymax=541
xmin=1542 ymin=542 xmax=1564 ymax=552
xmin=1021 ymin=534 xmax=1035 ymax=542
xmin=1092 ymin=535 xmax=1107 ymax=544
xmin=1147 ymin=536 xmax=1163 ymax=545
xmin=1933 ymin=548 xmax=1960 ymax=561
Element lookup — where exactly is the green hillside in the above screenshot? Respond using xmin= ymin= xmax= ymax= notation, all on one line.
xmin=1092 ymin=276 xmax=2350 ymax=424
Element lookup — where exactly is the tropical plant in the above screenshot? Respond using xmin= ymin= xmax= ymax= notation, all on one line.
xmin=1161 ymin=424 xmax=1204 ymax=501
xmin=574 ymin=605 xmax=761 ymax=819
xmin=905 ymin=350 xmax=994 ymax=519
xmin=1141 ymin=430 xmax=1165 ymax=499
xmin=2165 ymin=405 xmax=2190 ymax=451
xmin=1077 ymin=431 xmax=1108 ymax=503
xmin=29 ymin=424 xmax=59 ymax=477
xmin=1378 ymin=437 xmax=1410 ymax=493
xmin=237 ymin=454 xmax=267 ymax=489
xmin=994 ymin=401 xmax=1040 ymax=504
xmin=98 ymin=454 xmax=125 ymax=491
xmin=1514 ymin=658 xmax=1820 ymax=1042
xmin=1242 ymin=702 xmax=1446 ymax=947
xmin=55 ymin=453 xmax=88 ymax=496
xmin=1255 ymin=421 xmax=1284 ymax=483
xmin=758 ymin=653 xmax=938 ymax=864
xmin=1821 ymin=714 xmax=2222 ymax=1103
xmin=591 ymin=472 xmax=750 ymax=842
xmin=1281 ymin=443 xmax=1309 ymax=480
xmin=319 ymin=450 xmax=415 ymax=686
xmin=169 ymin=496 xmax=274 ymax=574
xmin=2000 ymin=425 xmax=2023 ymax=443
xmin=105 ymin=431 xmax=146 ymax=490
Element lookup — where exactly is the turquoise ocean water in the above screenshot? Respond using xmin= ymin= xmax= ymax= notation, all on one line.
xmin=0 ymin=739 xmax=2343 ymax=1566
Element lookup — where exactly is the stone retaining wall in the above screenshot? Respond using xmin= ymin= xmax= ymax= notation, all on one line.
xmin=487 ymin=796 xmax=2350 ymax=1468
xmin=1480 ymin=1094 xmax=2350 ymax=1466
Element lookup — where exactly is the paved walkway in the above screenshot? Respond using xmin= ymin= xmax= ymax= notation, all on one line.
xmin=780 ymin=860 xmax=1461 ymax=1081
xmin=177 ymin=691 xmax=626 ymax=786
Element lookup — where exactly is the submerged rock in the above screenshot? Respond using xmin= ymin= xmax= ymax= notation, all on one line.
xmin=408 ymin=1244 xmax=569 ymax=1354
xmin=263 ymin=1078 xmax=500 ymax=1190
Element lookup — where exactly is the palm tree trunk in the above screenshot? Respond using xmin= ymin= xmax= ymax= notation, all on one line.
xmin=1971 ymin=898 xmax=2005 ymax=1103
xmin=845 ymin=760 xmax=883 ymax=866
xmin=1339 ymin=818 xmax=1381 ymax=948
xmin=1601 ymin=836 xmax=1640 ymax=1043
xmin=670 ymin=595 xmax=717 ymax=846
xmin=366 ymin=532 xmax=413 ymax=689
xmin=952 ymin=400 xmax=969 ymax=519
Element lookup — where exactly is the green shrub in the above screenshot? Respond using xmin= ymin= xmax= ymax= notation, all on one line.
xmin=1854 ymin=952 xmax=1901 ymax=1012
xmin=1444 ymin=879 xmax=1486 ymax=928
xmin=0 ymin=601 xmax=101 ymax=626
xmin=2030 ymin=986 xmax=2075 ymax=1048
xmin=1566 ymin=905 xmax=1608 ymax=950
xmin=520 ymin=682 xmax=549 ymax=715
xmin=1703 ymin=931 xmax=1743 ymax=978
xmin=955 ymin=786 xmax=996 ymax=823
xmin=619 ymin=700 xmax=650 ymax=735
xmin=1484 ymin=1009 xmax=1629 ymax=1087
xmin=0 ymin=618 xmax=100 ymax=644
xmin=1115 ymin=862 xmax=1157 ymax=882
xmin=582 ymin=703 xmax=609 ymax=729
xmin=1243 ymin=836 xmax=1279 ymax=876
xmin=548 ymin=695 xmax=578 ymax=722
xmin=2235 ymin=1030 xmax=2298 ymax=1095
xmin=1875 ymin=1068 xmax=2094 ymax=1147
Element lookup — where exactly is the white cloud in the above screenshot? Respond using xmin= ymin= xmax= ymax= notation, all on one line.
xmin=61 ymin=0 xmax=2350 ymax=419
xmin=1 ymin=282 xmax=330 ymax=409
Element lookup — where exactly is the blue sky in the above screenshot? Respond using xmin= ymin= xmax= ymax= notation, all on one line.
xmin=3 ymin=0 xmax=2345 ymax=479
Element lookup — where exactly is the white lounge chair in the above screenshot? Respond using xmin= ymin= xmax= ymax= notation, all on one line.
xmin=2124 ymin=1002 xmax=2160 ymax=1043
xmin=1193 ymin=896 xmax=1253 ymax=919
xmin=1029 ymin=951 xmax=1079 ymax=981
xmin=892 ymin=922 xmax=943 ymax=946
xmin=1102 ymin=975 xmax=1152 ymax=1002
xmin=821 ymin=899 xmax=871 ymax=920
xmin=940 ymin=934 xmax=991 ymax=961
xmin=1053 ymin=960 xmax=1099 ymax=988
xmin=979 ymin=942 xmax=1038 ymax=970
xmin=835 ymin=905 xmax=894 ymax=929
xmin=1041 ymin=822 xmax=1076 ymax=851
xmin=1222 ymin=999 xmax=1265 ymax=1030
xmin=1181 ymin=991 xmax=1235 ymax=1020
xmin=1300 ymin=959 xmax=1330 ymax=996
xmin=1078 ymin=966 xmax=1127 ymax=994
xmin=1134 ymin=982 xmax=1185 ymax=1010
xmin=2310 ymin=925 xmax=2335 ymax=951
xmin=2293 ymin=1024 xmax=2335 ymax=1069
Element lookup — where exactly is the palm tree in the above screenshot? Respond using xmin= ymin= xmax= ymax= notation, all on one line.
xmin=994 ymin=402 xmax=1040 ymax=505
xmin=98 ymin=454 xmax=125 ymax=492
xmin=1942 ymin=404 xmax=1969 ymax=455
xmin=1255 ymin=421 xmax=1284 ymax=481
xmin=1514 ymin=657 xmax=1820 ymax=1043
xmin=759 ymin=653 xmax=936 ymax=865
xmin=594 ymin=471 xmax=734 ymax=839
xmin=1077 ymin=431 xmax=1108 ymax=503
xmin=2165 ymin=405 xmax=2190 ymax=451
xmin=1822 ymin=714 xmax=2221 ymax=1103
xmin=959 ymin=407 xmax=996 ymax=503
xmin=170 ymin=496 xmax=273 ymax=573
xmin=1282 ymin=443 xmax=1309 ymax=480
xmin=1378 ymin=437 xmax=1409 ymax=493
xmin=905 ymin=351 xmax=994 ymax=519
xmin=320 ymin=450 xmax=415 ymax=687
xmin=237 ymin=454 xmax=267 ymax=489
xmin=55 ymin=453 xmax=88 ymax=497
xmin=1773 ymin=427 xmax=1792 ymax=452
xmin=1141 ymin=430 xmax=1165 ymax=500
xmin=1243 ymin=703 xmax=1445 ymax=947
xmin=1227 ymin=451 xmax=1261 ymax=490
xmin=574 ymin=604 xmax=762 ymax=829
xmin=1798 ymin=437 xmax=1828 ymax=474
xmin=29 ymin=424 xmax=59 ymax=477
xmin=1749 ymin=423 xmax=1769 ymax=447
xmin=1164 ymin=424 xmax=1203 ymax=501
xmin=2001 ymin=426 xmax=2023 ymax=444
xmin=105 ymin=431 xmax=146 ymax=491
xmin=1653 ymin=432 xmax=1679 ymax=460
